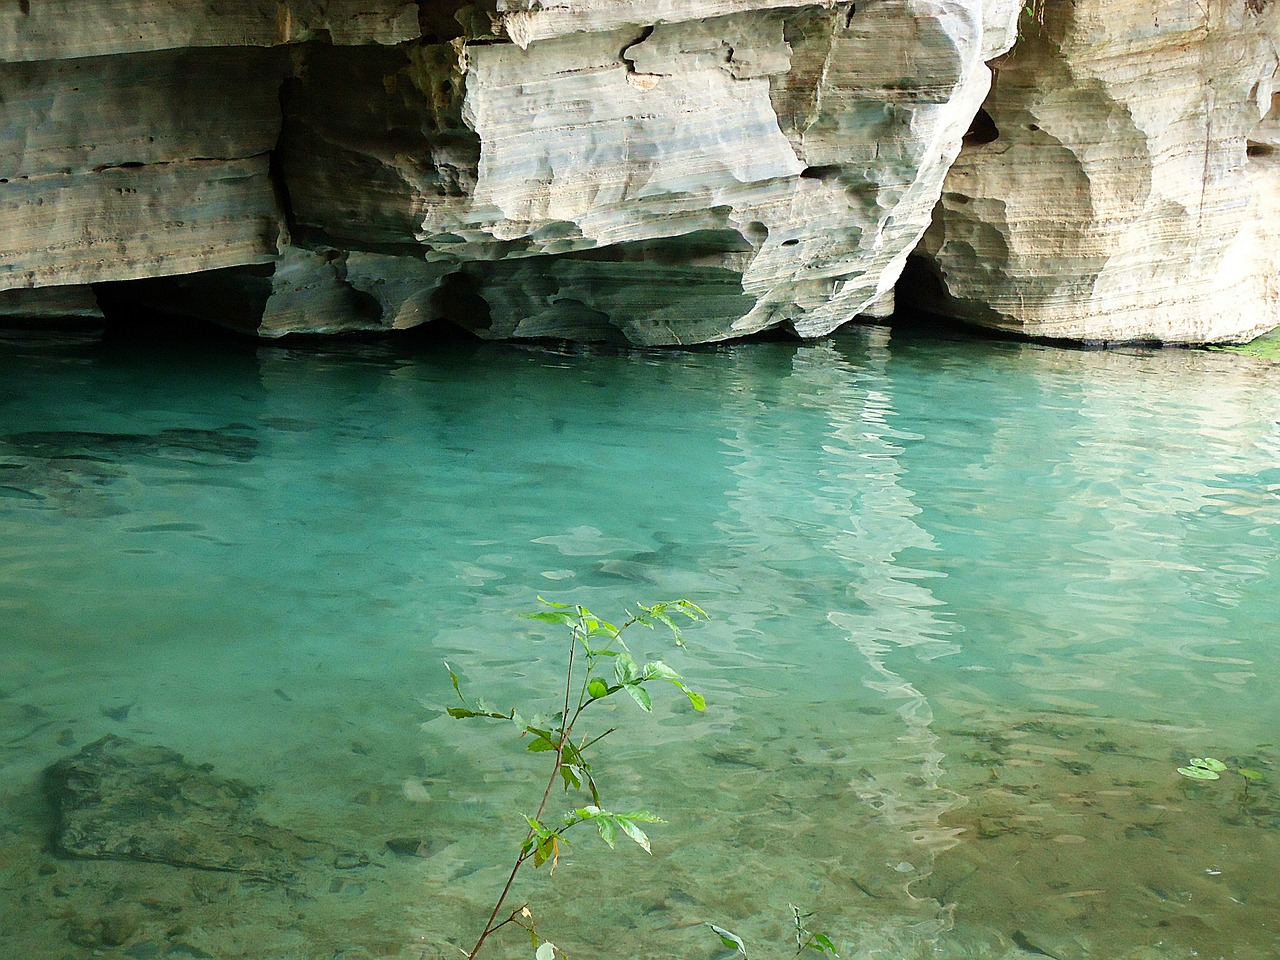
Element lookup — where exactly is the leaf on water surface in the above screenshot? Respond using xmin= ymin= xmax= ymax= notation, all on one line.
xmin=1177 ymin=766 xmax=1220 ymax=780
xmin=1191 ymin=757 xmax=1227 ymax=772
xmin=706 ymin=923 xmax=748 ymax=957
xmin=1238 ymin=768 xmax=1264 ymax=780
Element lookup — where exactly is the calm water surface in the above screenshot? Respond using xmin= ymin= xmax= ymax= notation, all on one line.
xmin=0 ymin=327 xmax=1277 ymax=960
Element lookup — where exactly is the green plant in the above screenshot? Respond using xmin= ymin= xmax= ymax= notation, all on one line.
xmin=445 ymin=597 xmax=708 ymax=959
xmin=703 ymin=906 xmax=838 ymax=959
xmin=1176 ymin=756 xmax=1266 ymax=795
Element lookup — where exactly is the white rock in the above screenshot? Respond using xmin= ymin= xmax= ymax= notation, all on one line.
xmin=908 ymin=0 xmax=1280 ymax=344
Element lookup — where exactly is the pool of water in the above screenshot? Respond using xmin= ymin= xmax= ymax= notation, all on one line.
xmin=0 ymin=325 xmax=1277 ymax=960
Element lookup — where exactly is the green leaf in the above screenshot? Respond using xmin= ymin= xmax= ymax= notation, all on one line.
xmin=1192 ymin=757 xmax=1227 ymax=772
xmin=597 ymin=816 xmax=617 ymax=848
xmin=624 ymin=682 xmax=652 ymax=712
xmin=525 ymin=611 xmax=579 ymax=626
xmin=705 ymin=924 xmax=748 ymax=957
xmin=684 ymin=689 xmax=707 ymax=711
xmin=1238 ymin=768 xmax=1265 ymax=780
xmin=615 ymin=816 xmax=652 ymax=853
xmin=614 ymin=652 xmax=640 ymax=685
xmin=448 ymin=706 xmax=512 ymax=720
xmin=587 ymin=678 xmax=610 ymax=699
xmin=1177 ymin=766 xmax=1220 ymax=780
xmin=644 ymin=660 xmax=681 ymax=680
xmin=620 ymin=809 xmax=664 ymax=823
xmin=445 ymin=662 xmax=465 ymax=701
xmin=808 ymin=933 xmax=838 ymax=955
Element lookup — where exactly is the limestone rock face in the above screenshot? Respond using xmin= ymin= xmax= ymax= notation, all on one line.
xmin=270 ymin=0 xmax=1020 ymax=343
xmin=0 ymin=0 xmax=417 ymax=335
xmin=0 ymin=0 xmax=1024 ymax=343
xmin=0 ymin=1 xmax=420 ymax=61
xmin=907 ymin=0 xmax=1280 ymax=344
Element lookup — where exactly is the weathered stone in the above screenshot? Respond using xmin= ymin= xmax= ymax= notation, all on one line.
xmin=0 ymin=0 xmax=420 ymax=62
xmin=118 ymin=245 xmax=454 ymax=337
xmin=906 ymin=0 xmax=1280 ymax=344
xmin=0 ymin=47 xmax=287 ymax=293
xmin=275 ymin=0 xmax=1019 ymax=343
xmin=0 ymin=286 xmax=102 ymax=324
xmin=44 ymin=735 xmax=328 ymax=883
xmin=0 ymin=157 xmax=282 ymax=291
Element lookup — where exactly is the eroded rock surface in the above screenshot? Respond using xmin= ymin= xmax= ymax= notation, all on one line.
xmin=4 ymin=0 xmax=1276 ymax=344
xmin=44 ymin=735 xmax=326 ymax=882
xmin=907 ymin=0 xmax=1280 ymax=343
xmin=0 ymin=0 xmax=1025 ymax=343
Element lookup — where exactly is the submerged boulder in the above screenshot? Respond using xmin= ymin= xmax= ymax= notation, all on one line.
xmin=44 ymin=735 xmax=329 ymax=883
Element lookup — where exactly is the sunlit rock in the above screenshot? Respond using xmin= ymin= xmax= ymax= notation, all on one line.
xmin=282 ymin=0 xmax=1020 ymax=343
xmin=907 ymin=0 xmax=1280 ymax=344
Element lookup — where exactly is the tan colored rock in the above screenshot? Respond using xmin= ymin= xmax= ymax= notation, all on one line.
xmin=0 ymin=0 xmax=420 ymax=62
xmin=0 ymin=286 xmax=102 ymax=324
xmin=908 ymin=0 xmax=1280 ymax=343
xmin=0 ymin=157 xmax=281 ymax=291
xmin=0 ymin=48 xmax=287 ymax=293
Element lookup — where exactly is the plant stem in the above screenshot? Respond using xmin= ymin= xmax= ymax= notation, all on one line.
xmin=468 ymin=614 xmax=586 ymax=959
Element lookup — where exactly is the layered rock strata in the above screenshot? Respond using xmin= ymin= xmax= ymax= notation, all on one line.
xmin=1 ymin=0 xmax=1021 ymax=343
xmin=907 ymin=0 xmax=1280 ymax=344
xmin=5 ymin=1 xmax=1277 ymax=345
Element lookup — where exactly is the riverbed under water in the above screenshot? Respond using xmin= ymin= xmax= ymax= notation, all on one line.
xmin=0 ymin=324 xmax=1277 ymax=960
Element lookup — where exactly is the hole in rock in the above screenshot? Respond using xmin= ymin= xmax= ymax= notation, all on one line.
xmin=1247 ymin=141 xmax=1276 ymax=158
xmin=799 ymin=165 xmax=842 ymax=184
xmin=963 ymin=108 xmax=1000 ymax=146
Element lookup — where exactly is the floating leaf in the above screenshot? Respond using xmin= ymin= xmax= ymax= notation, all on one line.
xmin=1191 ymin=757 xmax=1227 ymax=772
xmin=706 ymin=923 xmax=748 ymax=957
xmin=1177 ymin=766 xmax=1220 ymax=780
xmin=1238 ymin=768 xmax=1265 ymax=781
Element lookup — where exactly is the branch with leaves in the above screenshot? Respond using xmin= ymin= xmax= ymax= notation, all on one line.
xmin=445 ymin=598 xmax=709 ymax=959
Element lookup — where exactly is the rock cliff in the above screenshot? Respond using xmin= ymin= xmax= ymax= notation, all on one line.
xmin=906 ymin=0 xmax=1280 ymax=344
xmin=1 ymin=0 xmax=1277 ymax=345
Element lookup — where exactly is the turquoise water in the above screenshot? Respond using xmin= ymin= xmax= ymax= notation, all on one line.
xmin=1 ymin=326 xmax=1277 ymax=960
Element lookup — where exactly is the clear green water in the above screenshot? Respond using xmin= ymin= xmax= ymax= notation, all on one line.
xmin=1 ymin=327 xmax=1277 ymax=960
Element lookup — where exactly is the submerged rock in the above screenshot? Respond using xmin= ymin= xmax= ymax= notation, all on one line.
xmin=44 ymin=735 xmax=328 ymax=883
